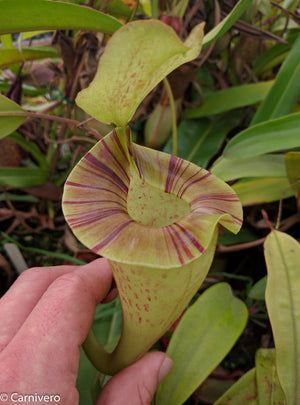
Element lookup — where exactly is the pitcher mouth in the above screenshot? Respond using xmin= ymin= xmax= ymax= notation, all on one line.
xmin=62 ymin=128 xmax=242 ymax=268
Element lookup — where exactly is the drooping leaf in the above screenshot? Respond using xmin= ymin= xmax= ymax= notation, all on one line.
xmin=164 ymin=113 xmax=241 ymax=168
xmin=184 ymin=81 xmax=273 ymax=119
xmin=255 ymin=348 xmax=286 ymax=404
xmin=0 ymin=0 xmax=122 ymax=35
xmin=0 ymin=168 xmax=49 ymax=187
xmin=156 ymin=283 xmax=248 ymax=405
xmin=76 ymin=20 xmax=205 ymax=127
xmin=0 ymin=47 xmax=59 ymax=69
xmin=264 ymin=231 xmax=300 ymax=404
xmin=202 ymin=0 xmax=253 ymax=48
xmin=223 ymin=113 xmax=300 ymax=159
xmin=211 ymin=155 xmax=286 ymax=182
xmin=251 ymin=33 xmax=300 ymax=125
xmin=213 ymin=368 xmax=258 ymax=405
xmin=0 ymin=95 xmax=26 ymax=139
xmin=232 ymin=177 xmax=294 ymax=206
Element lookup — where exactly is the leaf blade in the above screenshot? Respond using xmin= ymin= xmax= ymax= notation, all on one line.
xmin=184 ymin=81 xmax=273 ymax=119
xmin=156 ymin=283 xmax=248 ymax=405
xmin=223 ymin=113 xmax=300 ymax=159
xmin=264 ymin=231 xmax=300 ymax=404
xmin=0 ymin=0 xmax=122 ymax=35
xmin=202 ymin=0 xmax=253 ymax=48
xmin=0 ymin=95 xmax=26 ymax=139
xmin=251 ymin=33 xmax=300 ymax=125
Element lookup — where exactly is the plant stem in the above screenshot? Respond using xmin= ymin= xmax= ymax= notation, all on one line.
xmin=163 ymin=77 xmax=177 ymax=156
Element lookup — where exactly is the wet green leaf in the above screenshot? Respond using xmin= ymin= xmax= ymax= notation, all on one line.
xmin=156 ymin=283 xmax=248 ymax=405
xmin=0 ymin=0 xmax=122 ymax=35
xmin=265 ymin=231 xmax=300 ymax=404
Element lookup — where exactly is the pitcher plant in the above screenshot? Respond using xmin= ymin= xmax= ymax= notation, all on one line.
xmin=62 ymin=20 xmax=243 ymax=375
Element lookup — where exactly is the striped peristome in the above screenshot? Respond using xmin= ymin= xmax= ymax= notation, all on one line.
xmin=63 ymin=127 xmax=242 ymax=268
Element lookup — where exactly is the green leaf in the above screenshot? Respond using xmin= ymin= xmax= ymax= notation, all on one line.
xmin=264 ymin=231 xmax=300 ymax=404
xmin=214 ymin=368 xmax=258 ymax=405
xmin=285 ymin=151 xmax=300 ymax=209
xmin=202 ymin=0 xmax=253 ymax=48
xmin=211 ymin=154 xmax=286 ymax=182
xmin=9 ymin=133 xmax=49 ymax=170
xmin=0 ymin=167 xmax=49 ymax=187
xmin=232 ymin=177 xmax=294 ymax=206
xmin=156 ymin=283 xmax=248 ymax=405
xmin=164 ymin=113 xmax=241 ymax=168
xmin=251 ymin=33 xmax=300 ymax=125
xmin=0 ymin=95 xmax=26 ymax=139
xmin=255 ymin=348 xmax=286 ymax=404
xmin=223 ymin=113 xmax=300 ymax=159
xmin=0 ymin=0 xmax=122 ymax=35
xmin=248 ymin=276 xmax=267 ymax=301
xmin=184 ymin=81 xmax=273 ymax=119
xmin=0 ymin=47 xmax=59 ymax=69
xmin=76 ymin=19 xmax=205 ymax=126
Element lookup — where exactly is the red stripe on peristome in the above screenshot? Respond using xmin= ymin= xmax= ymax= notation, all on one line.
xmin=178 ymin=171 xmax=211 ymax=198
xmin=173 ymin=223 xmax=205 ymax=254
xmin=65 ymin=181 xmax=127 ymax=204
xmin=165 ymin=226 xmax=184 ymax=265
xmin=169 ymin=225 xmax=194 ymax=260
xmin=68 ymin=208 xmax=126 ymax=229
xmin=84 ymin=153 xmax=129 ymax=194
xmin=92 ymin=220 xmax=134 ymax=252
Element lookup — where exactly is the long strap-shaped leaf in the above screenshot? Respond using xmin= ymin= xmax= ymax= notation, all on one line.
xmin=251 ymin=33 xmax=300 ymax=125
xmin=156 ymin=283 xmax=248 ymax=405
xmin=0 ymin=0 xmax=122 ymax=35
xmin=265 ymin=231 xmax=300 ymax=405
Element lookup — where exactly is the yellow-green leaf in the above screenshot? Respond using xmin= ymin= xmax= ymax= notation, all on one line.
xmin=156 ymin=283 xmax=248 ymax=405
xmin=214 ymin=368 xmax=258 ymax=405
xmin=232 ymin=177 xmax=293 ymax=206
xmin=256 ymin=348 xmax=286 ymax=405
xmin=264 ymin=231 xmax=300 ymax=405
xmin=0 ymin=47 xmax=59 ymax=69
xmin=76 ymin=20 xmax=204 ymax=127
xmin=0 ymin=0 xmax=122 ymax=35
xmin=0 ymin=95 xmax=26 ymax=139
xmin=285 ymin=152 xmax=300 ymax=210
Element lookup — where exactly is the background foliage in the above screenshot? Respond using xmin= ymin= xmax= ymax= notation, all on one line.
xmin=0 ymin=0 xmax=299 ymax=404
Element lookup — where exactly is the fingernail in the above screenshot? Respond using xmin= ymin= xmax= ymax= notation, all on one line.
xmin=158 ymin=356 xmax=173 ymax=382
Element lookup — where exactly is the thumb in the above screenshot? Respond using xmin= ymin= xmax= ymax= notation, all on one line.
xmin=96 ymin=352 xmax=173 ymax=405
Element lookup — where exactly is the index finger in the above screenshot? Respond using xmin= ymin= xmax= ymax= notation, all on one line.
xmin=0 ymin=258 xmax=113 ymax=393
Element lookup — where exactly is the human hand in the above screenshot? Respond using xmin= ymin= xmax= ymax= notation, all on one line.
xmin=0 ymin=259 xmax=172 ymax=404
